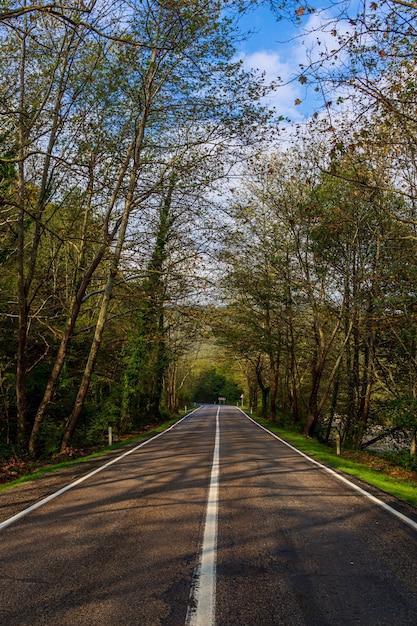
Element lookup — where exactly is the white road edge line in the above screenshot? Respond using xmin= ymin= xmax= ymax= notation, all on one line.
xmin=240 ymin=408 xmax=417 ymax=532
xmin=0 ymin=408 xmax=201 ymax=533
xmin=187 ymin=406 xmax=220 ymax=626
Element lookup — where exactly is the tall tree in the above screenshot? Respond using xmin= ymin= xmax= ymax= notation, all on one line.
xmin=59 ymin=0 xmax=270 ymax=450
xmin=121 ymin=175 xmax=176 ymax=427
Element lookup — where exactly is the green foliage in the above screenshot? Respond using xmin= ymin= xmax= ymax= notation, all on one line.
xmin=0 ymin=440 xmax=18 ymax=462
xmin=191 ymin=368 xmax=242 ymax=404
xmin=377 ymin=394 xmax=417 ymax=430
xmin=0 ymin=0 xmax=270 ymax=456
xmin=70 ymin=408 xmax=112 ymax=450
xmin=4 ymin=0 xmax=417 ymax=459
xmin=35 ymin=417 xmax=65 ymax=458
xmin=121 ymin=307 xmax=168 ymax=427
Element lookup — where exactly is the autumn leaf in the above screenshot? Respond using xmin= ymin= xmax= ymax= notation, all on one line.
xmin=295 ymin=98 xmax=302 ymax=105
xmin=295 ymin=6 xmax=305 ymax=16
xmin=299 ymin=75 xmax=307 ymax=84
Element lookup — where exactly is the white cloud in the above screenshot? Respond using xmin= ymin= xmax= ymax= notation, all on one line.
xmin=236 ymin=4 xmax=357 ymax=123
xmin=293 ymin=11 xmax=353 ymax=68
xmin=237 ymin=49 xmax=304 ymax=121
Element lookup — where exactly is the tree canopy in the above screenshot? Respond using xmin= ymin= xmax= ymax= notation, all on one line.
xmin=2 ymin=0 xmax=417 ymax=459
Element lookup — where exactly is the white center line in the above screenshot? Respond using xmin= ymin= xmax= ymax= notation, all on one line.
xmin=187 ymin=407 xmax=220 ymax=626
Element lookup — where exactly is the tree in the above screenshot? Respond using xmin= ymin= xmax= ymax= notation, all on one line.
xmin=0 ymin=9 xmax=113 ymax=447
xmin=121 ymin=176 xmax=176 ymax=427
xmin=217 ymin=160 xmax=299 ymax=421
xmin=0 ymin=0 xmax=271 ymax=454
xmin=57 ymin=0 xmax=270 ymax=450
xmin=191 ymin=368 xmax=242 ymax=404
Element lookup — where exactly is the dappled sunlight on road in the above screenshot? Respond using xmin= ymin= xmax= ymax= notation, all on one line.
xmin=2 ymin=407 xmax=417 ymax=626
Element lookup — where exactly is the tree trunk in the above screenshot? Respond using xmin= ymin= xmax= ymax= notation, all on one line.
xmin=60 ymin=263 xmax=119 ymax=450
xmin=355 ymin=311 xmax=376 ymax=448
xmin=61 ymin=45 xmax=158 ymax=449
xmin=164 ymin=362 xmax=178 ymax=413
xmin=356 ymin=227 xmax=380 ymax=448
xmin=16 ymin=18 xmax=29 ymax=447
xmin=29 ymin=62 xmax=144 ymax=453
xmin=410 ymin=430 xmax=417 ymax=456
xmin=269 ymin=352 xmax=280 ymax=422
xmin=287 ymin=331 xmax=299 ymax=424
xmin=303 ymin=346 xmax=324 ymax=436
xmin=16 ymin=301 xmax=28 ymax=447
xmin=325 ymin=374 xmax=340 ymax=444
xmin=28 ymin=242 xmax=108 ymax=453
xmin=255 ymin=357 xmax=269 ymax=419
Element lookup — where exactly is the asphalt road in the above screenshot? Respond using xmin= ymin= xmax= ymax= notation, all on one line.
xmin=1 ymin=406 xmax=417 ymax=625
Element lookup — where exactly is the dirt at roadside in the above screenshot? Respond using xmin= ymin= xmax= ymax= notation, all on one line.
xmin=0 ymin=443 xmax=142 ymax=525
xmin=0 ymin=424 xmax=166 ymax=525
xmin=342 ymin=450 xmax=417 ymax=486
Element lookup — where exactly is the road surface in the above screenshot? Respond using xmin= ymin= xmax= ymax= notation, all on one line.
xmin=1 ymin=405 xmax=417 ymax=625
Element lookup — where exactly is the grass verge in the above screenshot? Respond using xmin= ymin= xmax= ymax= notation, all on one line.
xmin=253 ymin=416 xmax=417 ymax=508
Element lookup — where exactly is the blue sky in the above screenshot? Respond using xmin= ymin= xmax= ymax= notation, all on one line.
xmin=232 ymin=4 xmax=339 ymax=122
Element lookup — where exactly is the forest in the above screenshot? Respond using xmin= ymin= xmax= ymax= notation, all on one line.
xmin=1 ymin=0 xmax=417 ymax=462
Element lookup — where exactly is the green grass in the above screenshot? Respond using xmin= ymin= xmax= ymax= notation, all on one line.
xmin=253 ymin=416 xmax=417 ymax=507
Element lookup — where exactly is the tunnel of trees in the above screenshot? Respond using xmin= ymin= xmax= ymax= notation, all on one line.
xmin=191 ymin=369 xmax=243 ymax=405
xmin=1 ymin=0 xmax=417 ymax=460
